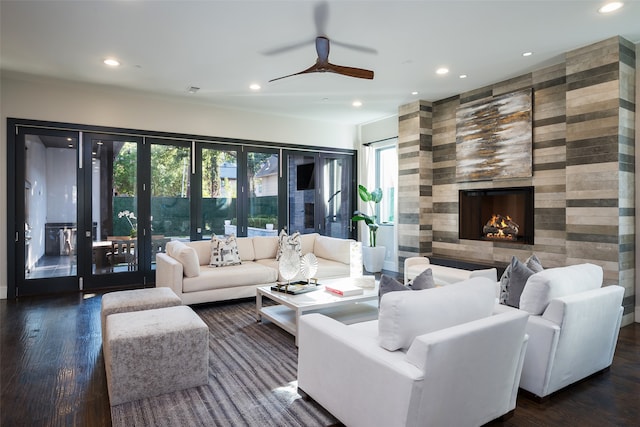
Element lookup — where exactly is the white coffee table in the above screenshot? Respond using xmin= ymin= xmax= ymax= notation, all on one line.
xmin=256 ymin=277 xmax=379 ymax=345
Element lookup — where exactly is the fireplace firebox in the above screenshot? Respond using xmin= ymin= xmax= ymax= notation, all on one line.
xmin=459 ymin=187 xmax=534 ymax=245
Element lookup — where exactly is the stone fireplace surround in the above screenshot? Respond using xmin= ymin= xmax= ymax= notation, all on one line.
xmin=396 ymin=36 xmax=636 ymax=325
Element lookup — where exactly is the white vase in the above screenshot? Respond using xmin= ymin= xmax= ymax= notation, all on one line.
xmin=362 ymin=246 xmax=386 ymax=273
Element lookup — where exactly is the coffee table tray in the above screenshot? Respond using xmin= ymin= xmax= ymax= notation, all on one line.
xmin=270 ymin=281 xmax=319 ymax=295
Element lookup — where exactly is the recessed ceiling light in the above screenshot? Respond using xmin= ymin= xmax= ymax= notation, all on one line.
xmin=352 ymin=100 xmax=363 ymax=107
xmin=522 ymin=51 xmax=533 ymax=57
xmin=103 ymin=58 xmax=120 ymax=67
xmin=459 ymin=74 xmax=468 ymax=79
xmin=249 ymin=83 xmax=261 ymax=91
xmin=599 ymin=2 xmax=623 ymax=13
xmin=436 ymin=67 xmax=449 ymax=75
xmin=187 ymin=86 xmax=200 ymax=94
xmin=411 ymin=91 xmax=418 ymax=95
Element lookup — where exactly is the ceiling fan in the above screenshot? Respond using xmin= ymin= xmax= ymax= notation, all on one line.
xmin=269 ymin=35 xmax=374 ymax=82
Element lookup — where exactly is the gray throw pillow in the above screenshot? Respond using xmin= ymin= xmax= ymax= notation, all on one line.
xmin=526 ymin=253 xmax=544 ymax=273
xmin=500 ymin=254 xmax=544 ymax=305
xmin=379 ymin=274 xmax=407 ymax=299
xmin=505 ymin=257 xmax=536 ymax=308
xmin=410 ymin=268 xmax=435 ymax=290
xmin=379 ymin=269 xmax=434 ymax=301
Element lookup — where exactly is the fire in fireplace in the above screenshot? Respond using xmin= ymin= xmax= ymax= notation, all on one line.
xmin=459 ymin=187 xmax=534 ymax=245
xmin=483 ymin=214 xmax=519 ymax=241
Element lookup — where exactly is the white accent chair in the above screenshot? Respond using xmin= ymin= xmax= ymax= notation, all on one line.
xmin=404 ymin=256 xmax=497 ymax=287
xmin=297 ymin=278 xmax=530 ymax=427
xmin=515 ymin=263 xmax=625 ymax=399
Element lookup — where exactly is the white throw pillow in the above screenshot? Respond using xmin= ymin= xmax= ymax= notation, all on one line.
xmin=210 ymin=234 xmax=242 ymax=267
xmin=377 ymin=277 xmax=496 ymax=351
xmin=519 ymin=263 xmax=603 ymax=315
xmin=276 ymin=230 xmax=301 ymax=260
xmin=172 ymin=243 xmax=200 ymax=278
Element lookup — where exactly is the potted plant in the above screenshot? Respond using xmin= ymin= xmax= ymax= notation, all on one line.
xmin=351 ymin=185 xmax=386 ymax=272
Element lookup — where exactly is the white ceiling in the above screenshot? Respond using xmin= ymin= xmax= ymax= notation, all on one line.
xmin=1 ymin=0 xmax=639 ymax=126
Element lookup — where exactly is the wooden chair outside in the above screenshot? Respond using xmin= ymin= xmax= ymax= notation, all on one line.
xmin=107 ymin=239 xmax=137 ymax=271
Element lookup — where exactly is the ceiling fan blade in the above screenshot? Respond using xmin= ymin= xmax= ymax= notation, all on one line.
xmin=330 ymin=40 xmax=378 ymax=55
xmin=262 ymin=39 xmax=315 ymax=56
xmin=326 ymin=63 xmax=374 ymax=80
xmin=314 ymin=1 xmax=329 ymax=36
xmin=316 ymin=36 xmax=330 ymax=63
xmin=268 ymin=62 xmax=321 ymax=82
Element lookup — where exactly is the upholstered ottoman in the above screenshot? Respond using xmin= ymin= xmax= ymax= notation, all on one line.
xmin=104 ymin=305 xmax=209 ymax=406
xmin=100 ymin=287 xmax=182 ymax=341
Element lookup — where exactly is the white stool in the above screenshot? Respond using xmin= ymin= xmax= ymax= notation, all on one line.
xmin=103 ymin=305 xmax=209 ymax=406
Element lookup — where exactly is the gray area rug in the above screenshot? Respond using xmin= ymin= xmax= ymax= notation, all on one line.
xmin=110 ymin=300 xmax=338 ymax=426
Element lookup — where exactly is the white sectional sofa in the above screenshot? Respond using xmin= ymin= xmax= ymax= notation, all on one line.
xmin=156 ymin=233 xmax=354 ymax=305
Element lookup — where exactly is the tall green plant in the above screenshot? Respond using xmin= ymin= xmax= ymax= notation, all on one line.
xmin=351 ymin=184 xmax=383 ymax=247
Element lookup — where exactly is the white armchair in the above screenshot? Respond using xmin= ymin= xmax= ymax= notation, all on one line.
xmin=403 ymin=256 xmax=497 ymax=288
xmin=297 ymin=278 xmax=530 ymax=427
xmin=516 ymin=263 xmax=625 ymax=399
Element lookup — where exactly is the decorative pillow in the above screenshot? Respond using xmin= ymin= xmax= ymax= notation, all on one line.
xmin=379 ymin=269 xmax=434 ymax=300
xmin=172 ymin=242 xmax=200 ymax=278
xmin=410 ymin=268 xmax=435 ymax=290
xmin=519 ymin=263 xmax=603 ymax=315
xmin=499 ymin=254 xmax=544 ymax=306
xmin=379 ymin=274 xmax=409 ymax=298
xmin=209 ymin=234 xmax=242 ymax=267
xmin=276 ymin=229 xmax=301 ymax=261
xmin=525 ymin=253 xmax=544 ymax=273
xmin=378 ymin=277 xmax=496 ymax=351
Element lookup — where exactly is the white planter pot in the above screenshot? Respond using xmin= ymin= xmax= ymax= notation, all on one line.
xmin=362 ymin=246 xmax=386 ymax=273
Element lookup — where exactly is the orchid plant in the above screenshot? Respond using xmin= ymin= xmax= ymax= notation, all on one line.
xmin=118 ymin=210 xmax=138 ymax=237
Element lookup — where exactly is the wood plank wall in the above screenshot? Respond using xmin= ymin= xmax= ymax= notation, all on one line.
xmin=397 ymin=100 xmax=433 ymax=264
xmin=397 ymin=36 xmax=636 ymax=325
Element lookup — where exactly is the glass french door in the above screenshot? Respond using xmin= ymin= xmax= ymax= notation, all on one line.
xmin=14 ymin=129 xmax=81 ymax=296
xmin=286 ymin=152 xmax=355 ymax=238
xmin=84 ymin=133 xmax=144 ymax=289
xmin=11 ymin=128 xmax=146 ymax=297
xmin=199 ymin=144 xmax=238 ymax=240
xmin=245 ymin=150 xmax=279 ymax=236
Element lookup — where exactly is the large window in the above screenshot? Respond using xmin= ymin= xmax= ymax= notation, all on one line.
xmin=375 ymin=141 xmax=397 ymax=224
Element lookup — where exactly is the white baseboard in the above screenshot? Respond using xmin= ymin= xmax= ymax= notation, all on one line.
xmin=635 ymin=306 xmax=640 ymax=323
xmin=0 ymin=286 xmax=7 ymax=299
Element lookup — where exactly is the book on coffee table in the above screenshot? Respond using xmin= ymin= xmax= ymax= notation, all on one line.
xmin=325 ymin=283 xmax=364 ymax=297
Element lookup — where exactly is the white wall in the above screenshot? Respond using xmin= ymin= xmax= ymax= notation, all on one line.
xmin=25 ymin=135 xmax=47 ymax=268
xmin=1 ymin=71 xmax=358 ymax=298
xmin=45 ymin=148 xmax=76 ymax=223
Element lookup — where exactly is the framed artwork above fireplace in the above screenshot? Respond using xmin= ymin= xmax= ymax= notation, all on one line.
xmin=455 ymin=89 xmax=533 ymax=182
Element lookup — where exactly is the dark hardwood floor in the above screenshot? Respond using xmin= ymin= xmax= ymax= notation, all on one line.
xmin=1 ymin=292 xmax=638 ymax=426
